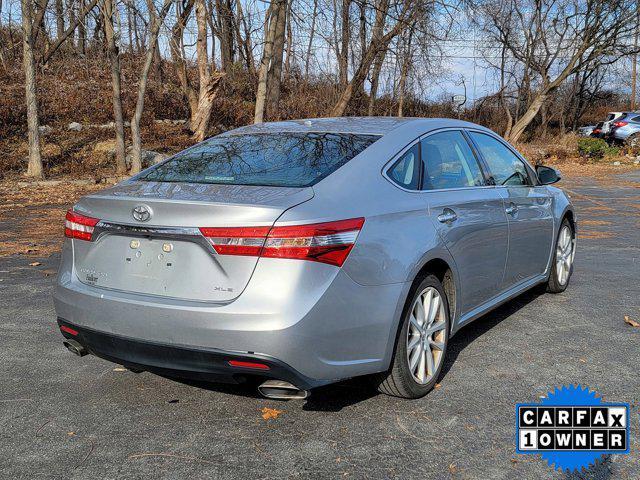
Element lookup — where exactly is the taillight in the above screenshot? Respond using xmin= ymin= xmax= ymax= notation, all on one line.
xmin=613 ymin=121 xmax=628 ymax=127
xmin=200 ymin=217 xmax=364 ymax=267
xmin=65 ymin=210 xmax=99 ymax=241
xmin=199 ymin=226 xmax=271 ymax=256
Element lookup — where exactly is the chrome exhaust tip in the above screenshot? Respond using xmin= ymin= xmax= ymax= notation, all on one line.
xmin=258 ymin=380 xmax=309 ymax=400
xmin=63 ymin=339 xmax=88 ymax=357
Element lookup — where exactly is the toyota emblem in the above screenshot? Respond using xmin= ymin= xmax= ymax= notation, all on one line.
xmin=132 ymin=205 xmax=152 ymax=222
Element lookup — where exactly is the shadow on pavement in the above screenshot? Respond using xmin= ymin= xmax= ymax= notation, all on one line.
xmin=440 ymin=287 xmax=543 ymax=379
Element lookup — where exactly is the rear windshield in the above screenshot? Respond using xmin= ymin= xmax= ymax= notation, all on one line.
xmin=137 ymin=132 xmax=380 ymax=187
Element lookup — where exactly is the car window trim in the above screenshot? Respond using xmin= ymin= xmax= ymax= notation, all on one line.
xmin=464 ymin=128 xmax=538 ymax=187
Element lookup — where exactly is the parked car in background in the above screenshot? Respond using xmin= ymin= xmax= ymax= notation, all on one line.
xmin=601 ymin=111 xmax=624 ymax=138
xmin=577 ymin=125 xmax=595 ymax=137
xmin=606 ymin=111 xmax=640 ymax=146
xmin=54 ymin=117 xmax=576 ymax=400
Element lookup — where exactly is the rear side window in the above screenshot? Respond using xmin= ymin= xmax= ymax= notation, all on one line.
xmin=631 ymin=116 xmax=640 ymax=123
xmin=387 ymin=144 xmax=420 ymax=190
xmin=421 ymin=131 xmax=484 ymax=190
xmin=468 ymin=132 xmax=531 ymax=186
xmin=138 ymin=132 xmax=380 ymax=187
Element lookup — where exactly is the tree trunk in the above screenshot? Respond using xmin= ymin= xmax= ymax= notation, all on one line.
xmin=104 ymin=0 xmax=126 ymax=173
xmin=304 ymin=0 xmax=317 ymax=78
xmin=21 ymin=0 xmax=43 ymax=178
xmin=130 ymin=0 xmax=172 ymax=174
xmin=253 ymin=0 xmax=281 ymax=123
xmin=397 ymin=31 xmax=413 ymax=117
xmin=191 ymin=0 xmax=224 ymax=142
xmin=215 ymin=0 xmax=234 ymax=71
xmin=191 ymin=73 xmax=224 ymax=141
xmin=338 ymin=0 xmax=349 ymax=87
xmin=367 ymin=50 xmax=385 ymax=115
xmin=266 ymin=0 xmax=287 ymax=115
xmin=67 ymin=0 xmax=76 ymax=49
xmin=170 ymin=0 xmax=198 ymax=120
xmin=55 ymin=0 xmax=65 ymax=38
xmin=235 ymin=0 xmax=255 ymax=76
xmin=506 ymin=93 xmax=547 ymax=143
xmin=283 ymin=0 xmax=292 ymax=79
xmin=77 ymin=0 xmax=86 ymax=53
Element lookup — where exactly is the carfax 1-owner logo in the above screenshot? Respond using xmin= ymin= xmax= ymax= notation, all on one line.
xmin=516 ymin=385 xmax=631 ymax=472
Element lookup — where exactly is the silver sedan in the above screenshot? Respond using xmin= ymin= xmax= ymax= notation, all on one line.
xmin=54 ymin=117 xmax=576 ymax=399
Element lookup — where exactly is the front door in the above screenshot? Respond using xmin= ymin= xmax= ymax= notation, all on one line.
xmin=467 ymin=131 xmax=554 ymax=288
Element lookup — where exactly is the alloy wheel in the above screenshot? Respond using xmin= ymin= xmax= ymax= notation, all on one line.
xmin=406 ymin=287 xmax=447 ymax=385
xmin=555 ymin=225 xmax=575 ymax=286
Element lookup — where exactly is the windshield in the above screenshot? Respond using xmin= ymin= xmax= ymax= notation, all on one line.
xmin=137 ymin=132 xmax=380 ymax=187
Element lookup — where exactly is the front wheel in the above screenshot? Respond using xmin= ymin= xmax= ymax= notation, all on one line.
xmin=375 ymin=275 xmax=450 ymax=399
xmin=546 ymin=218 xmax=576 ymax=293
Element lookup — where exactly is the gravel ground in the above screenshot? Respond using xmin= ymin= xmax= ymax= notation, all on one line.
xmin=0 ymin=173 xmax=638 ymax=479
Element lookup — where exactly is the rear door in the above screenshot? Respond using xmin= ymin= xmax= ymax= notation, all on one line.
xmin=467 ymin=131 xmax=554 ymax=288
xmin=420 ymin=130 xmax=509 ymax=317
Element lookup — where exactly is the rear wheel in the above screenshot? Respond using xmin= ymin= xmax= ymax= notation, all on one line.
xmin=376 ymin=275 xmax=450 ymax=399
xmin=546 ymin=218 xmax=575 ymax=293
xmin=625 ymin=132 xmax=640 ymax=148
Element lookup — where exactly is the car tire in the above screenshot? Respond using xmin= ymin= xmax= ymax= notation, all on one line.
xmin=375 ymin=275 xmax=450 ymax=399
xmin=545 ymin=218 xmax=575 ymax=294
xmin=624 ymin=133 xmax=640 ymax=148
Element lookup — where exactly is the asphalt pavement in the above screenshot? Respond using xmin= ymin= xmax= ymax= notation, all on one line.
xmin=1 ymin=173 xmax=638 ymax=479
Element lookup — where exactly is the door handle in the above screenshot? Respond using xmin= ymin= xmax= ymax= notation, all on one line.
xmin=505 ymin=203 xmax=518 ymax=216
xmin=437 ymin=209 xmax=457 ymax=223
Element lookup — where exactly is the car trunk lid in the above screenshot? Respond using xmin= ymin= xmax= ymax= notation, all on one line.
xmin=71 ymin=181 xmax=314 ymax=303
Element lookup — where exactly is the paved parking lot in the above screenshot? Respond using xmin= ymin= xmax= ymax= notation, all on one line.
xmin=1 ymin=172 xmax=639 ymax=479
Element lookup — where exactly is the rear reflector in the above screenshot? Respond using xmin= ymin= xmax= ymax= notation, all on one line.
xmin=60 ymin=325 xmax=79 ymax=336
xmin=228 ymin=360 xmax=270 ymax=370
xmin=65 ymin=210 xmax=99 ymax=241
xmin=200 ymin=217 xmax=364 ymax=267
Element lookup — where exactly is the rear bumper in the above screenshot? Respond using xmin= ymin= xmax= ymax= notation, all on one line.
xmin=53 ymin=241 xmax=407 ymax=384
xmin=57 ymin=318 xmax=321 ymax=390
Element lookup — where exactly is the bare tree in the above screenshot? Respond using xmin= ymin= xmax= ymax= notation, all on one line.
xmin=330 ymin=0 xmax=416 ymax=116
xmin=477 ymin=0 xmax=640 ymax=142
xmin=20 ymin=0 xmax=44 ymax=178
xmin=103 ymin=0 xmax=127 ymax=173
xmin=169 ymin=0 xmax=225 ymax=141
xmin=130 ymin=0 xmax=173 ymax=174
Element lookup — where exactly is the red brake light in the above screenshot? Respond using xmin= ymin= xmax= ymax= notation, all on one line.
xmin=200 ymin=217 xmax=364 ymax=267
xmin=65 ymin=210 xmax=99 ymax=241
xmin=613 ymin=121 xmax=628 ymax=127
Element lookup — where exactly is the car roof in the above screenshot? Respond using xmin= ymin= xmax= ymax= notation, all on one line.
xmin=221 ymin=117 xmax=491 ymax=137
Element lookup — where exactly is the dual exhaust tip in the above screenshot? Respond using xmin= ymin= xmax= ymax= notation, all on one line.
xmin=62 ymin=341 xmax=308 ymax=400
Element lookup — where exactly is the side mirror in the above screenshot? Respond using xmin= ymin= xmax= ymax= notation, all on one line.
xmin=536 ymin=165 xmax=561 ymax=185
